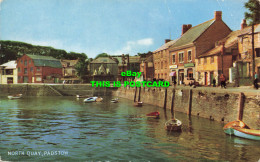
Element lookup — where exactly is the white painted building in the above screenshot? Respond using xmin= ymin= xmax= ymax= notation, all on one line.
xmin=0 ymin=60 xmax=18 ymax=84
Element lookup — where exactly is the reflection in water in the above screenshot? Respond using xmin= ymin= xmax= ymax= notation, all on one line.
xmin=0 ymin=96 xmax=259 ymax=161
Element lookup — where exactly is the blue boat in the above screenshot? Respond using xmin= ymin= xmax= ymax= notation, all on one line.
xmin=223 ymin=120 xmax=260 ymax=141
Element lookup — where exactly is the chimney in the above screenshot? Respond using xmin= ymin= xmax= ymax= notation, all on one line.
xmin=165 ymin=39 xmax=171 ymax=44
xmin=182 ymin=24 xmax=188 ymax=35
xmin=214 ymin=11 xmax=222 ymax=21
xmin=241 ymin=19 xmax=247 ymax=30
xmin=187 ymin=24 xmax=192 ymax=30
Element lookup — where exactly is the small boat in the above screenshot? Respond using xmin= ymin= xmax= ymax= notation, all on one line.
xmin=165 ymin=118 xmax=182 ymax=131
xmin=7 ymin=94 xmax=22 ymax=99
xmin=111 ymin=98 xmax=119 ymax=103
xmin=223 ymin=120 xmax=249 ymax=135
xmin=76 ymin=95 xmax=89 ymax=98
xmin=146 ymin=111 xmax=160 ymax=119
xmin=224 ymin=120 xmax=260 ymax=140
xmin=83 ymin=97 xmax=98 ymax=103
xmin=134 ymin=101 xmax=143 ymax=107
xmin=96 ymin=97 xmax=103 ymax=102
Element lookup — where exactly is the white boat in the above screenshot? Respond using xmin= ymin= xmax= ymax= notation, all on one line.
xmin=83 ymin=97 xmax=103 ymax=103
xmin=7 ymin=94 xmax=22 ymax=100
xmin=165 ymin=118 xmax=182 ymax=131
xmin=111 ymin=98 xmax=119 ymax=103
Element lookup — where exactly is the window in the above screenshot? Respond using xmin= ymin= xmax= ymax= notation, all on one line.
xmin=24 ymin=68 xmax=27 ymax=74
xmin=36 ymin=77 xmax=42 ymax=81
xmin=188 ymin=51 xmax=192 ymax=62
xmin=37 ymin=67 xmax=41 ymax=71
xmin=24 ymin=60 xmax=27 ymax=66
xmin=204 ymin=58 xmax=207 ymax=64
xmin=179 ymin=52 xmax=184 ymax=63
xmin=172 ymin=54 xmax=176 ymax=64
xmin=161 ymin=61 xmax=163 ymax=69
xmin=18 ymin=76 xmax=21 ymax=80
xmin=18 ymin=67 xmax=21 ymax=73
xmin=211 ymin=56 xmax=214 ymax=63
xmin=21 ymin=60 xmax=23 ymax=64
xmin=29 ymin=60 xmax=31 ymax=64
xmin=30 ymin=67 xmax=33 ymax=72
xmin=256 ymin=48 xmax=260 ymax=57
xmin=6 ymin=69 xmax=13 ymax=75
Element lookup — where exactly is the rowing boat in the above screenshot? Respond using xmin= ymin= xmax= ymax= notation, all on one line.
xmin=146 ymin=111 xmax=160 ymax=119
xmin=165 ymin=118 xmax=182 ymax=131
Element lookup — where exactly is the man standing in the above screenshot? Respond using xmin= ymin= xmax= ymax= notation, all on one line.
xmin=254 ymin=72 xmax=258 ymax=89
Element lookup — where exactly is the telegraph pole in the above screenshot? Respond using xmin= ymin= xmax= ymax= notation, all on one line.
xmin=252 ymin=22 xmax=255 ymax=79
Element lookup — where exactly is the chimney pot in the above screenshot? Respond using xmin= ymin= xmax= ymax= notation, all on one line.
xmin=214 ymin=11 xmax=222 ymax=21
xmin=241 ymin=19 xmax=247 ymax=30
xmin=165 ymin=39 xmax=171 ymax=44
xmin=182 ymin=24 xmax=188 ymax=35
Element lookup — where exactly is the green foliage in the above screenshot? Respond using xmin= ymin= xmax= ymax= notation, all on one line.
xmin=95 ymin=53 xmax=110 ymax=59
xmin=74 ymin=59 xmax=90 ymax=79
xmin=0 ymin=40 xmax=88 ymax=64
xmin=244 ymin=0 xmax=260 ymax=25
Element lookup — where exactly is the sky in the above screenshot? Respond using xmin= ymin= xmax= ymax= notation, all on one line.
xmin=0 ymin=0 xmax=248 ymax=58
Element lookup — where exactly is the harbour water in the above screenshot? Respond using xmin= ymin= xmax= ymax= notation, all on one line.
xmin=0 ymin=96 xmax=259 ymax=161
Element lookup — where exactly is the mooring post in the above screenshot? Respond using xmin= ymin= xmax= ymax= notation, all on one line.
xmin=134 ymin=87 xmax=137 ymax=102
xmin=171 ymin=89 xmax=175 ymax=118
xmin=138 ymin=87 xmax=141 ymax=102
xmin=187 ymin=89 xmax=192 ymax=116
xmin=163 ymin=88 xmax=168 ymax=109
xmin=237 ymin=92 xmax=245 ymax=120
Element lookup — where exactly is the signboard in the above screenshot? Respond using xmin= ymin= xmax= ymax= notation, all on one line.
xmin=184 ymin=63 xmax=195 ymax=68
xmin=169 ymin=65 xmax=178 ymax=69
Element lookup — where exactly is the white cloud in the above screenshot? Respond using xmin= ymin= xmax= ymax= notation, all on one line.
xmin=111 ymin=38 xmax=154 ymax=55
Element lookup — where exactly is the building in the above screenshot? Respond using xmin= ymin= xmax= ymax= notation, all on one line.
xmin=140 ymin=55 xmax=154 ymax=81
xmin=153 ymin=39 xmax=178 ymax=81
xmin=17 ymin=54 xmax=63 ymax=83
xmin=0 ymin=60 xmax=18 ymax=84
xmin=90 ymin=57 xmax=118 ymax=81
xmin=168 ymin=11 xmax=232 ymax=85
xmin=237 ymin=21 xmax=260 ymax=82
xmin=60 ymin=59 xmax=80 ymax=83
xmin=196 ymin=30 xmax=240 ymax=86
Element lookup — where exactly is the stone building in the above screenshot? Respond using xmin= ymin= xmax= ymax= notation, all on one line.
xmin=17 ymin=54 xmax=62 ymax=83
xmin=168 ymin=11 xmax=232 ymax=85
xmin=140 ymin=55 xmax=154 ymax=81
xmin=153 ymin=39 xmax=178 ymax=81
xmin=0 ymin=60 xmax=18 ymax=84
xmin=196 ymin=30 xmax=240 ymax=86
xmin=90 ymin=57 xmax=118 ymax=81
xmin=237 ymin=22 xmax=260 ymax=82
xmin=60 ymin=59 xmax=80 ymax=83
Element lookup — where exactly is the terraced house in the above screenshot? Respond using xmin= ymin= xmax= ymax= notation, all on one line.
xmin=168 ymin=11 xmax=232 ymax=85
xmin=17 ymin=54 xmax=63 ymax=83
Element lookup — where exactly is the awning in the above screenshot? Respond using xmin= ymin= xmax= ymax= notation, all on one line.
xmin=169 ymin=72 xmax=176 ymax=76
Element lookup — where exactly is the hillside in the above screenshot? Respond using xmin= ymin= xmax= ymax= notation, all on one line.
xmin=0 ymin=40 xmax=87 ymax=64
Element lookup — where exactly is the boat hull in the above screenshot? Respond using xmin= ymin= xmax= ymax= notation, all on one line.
xmin=165 ymin=119 xmax=182 ymax=131
xmin=233 ymin=129 xmax=260 ymax=141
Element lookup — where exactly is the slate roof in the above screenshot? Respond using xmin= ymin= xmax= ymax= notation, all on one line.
xmin=238 ymin=24 xmax=260 ymax=36
xmin=154 ymin=39 xmax=179 ymax=52
xmin=170 ymin=19 xmax=215 ymax=48
xmin=90 ymin=57 xmax=117 ymax=64
xmin=0 ymin=60 xmax=17 ymax=69
xmin=26 ymin=54 xmax=62 ymax=68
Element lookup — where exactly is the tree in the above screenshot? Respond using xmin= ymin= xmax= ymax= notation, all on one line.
xmin=244 ymin=0 xmax=260 ymax=25
xmin=95 ymin=53 xmax=110 ymax=59
xmin=74 ymin=58 xmax=90 ymax=81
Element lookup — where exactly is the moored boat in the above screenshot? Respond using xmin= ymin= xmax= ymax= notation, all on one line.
xmin=96 ymin=97 xmax=103 ymax=102
xmin=165 ymin=118 xmax=182 ymax=131
xmin=83 ymin=97 xmax=98 ymax=103
xmin=223 ymin=120 xmax=250 ymax=135
xmin=134 ymin=101 xmax=143 ymax=107
xmin=7 ymin=94 xmax=22 ymax=100
xmin=76 ymin=95 xmax=89 ymax=98
xmin=223 ymin=120 xmax=260 ymax=140
xmin=111 ymin=98 xmax=119 ymax=103
xmin=146 ymin=111 xmax=160 ymax=119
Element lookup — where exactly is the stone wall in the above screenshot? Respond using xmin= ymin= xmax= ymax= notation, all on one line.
xmin=112 ymin=86 xmax=260 ymax=129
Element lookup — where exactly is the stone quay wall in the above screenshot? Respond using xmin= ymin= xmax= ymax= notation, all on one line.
xmin=0 ymin=84 xmax=113 ymax=97
xmin=112 ymin=86 xmax=260 ymax=129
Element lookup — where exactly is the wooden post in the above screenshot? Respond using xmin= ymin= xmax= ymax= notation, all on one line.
xmin=187 ymin=89 xmax=192 ymax=116
xmin=163 ymin=88 xmax=168 ymax=109
xmin=138 ymin=87 xmax=141 ymax=102
xmin=237 ymin=92 xmax=245 ymax=120
xmin=171 ymin=89 xmax=175 ymax=119
xmin=134 ymin=87 xmax=137 ymax=102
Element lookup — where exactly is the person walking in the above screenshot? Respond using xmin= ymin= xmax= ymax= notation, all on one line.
xmin=254 ymin=72 xmax=258 ymax=89
xmin=220 ymin=74 xmax=226 ymax=88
